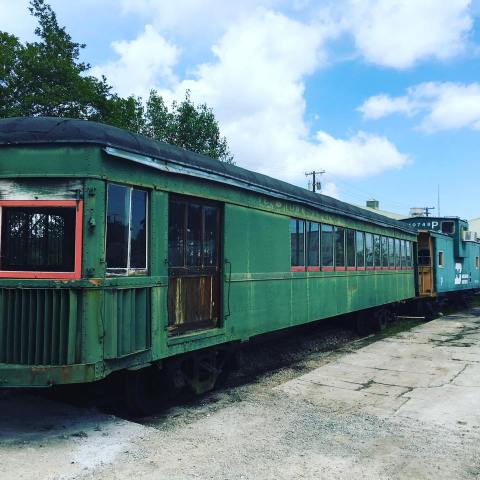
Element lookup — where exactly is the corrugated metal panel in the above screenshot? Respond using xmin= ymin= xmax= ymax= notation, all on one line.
xmin=0 ymin=288 xmax=81 ymax=365
xmin=103 ymin=287 xmax=151 ymax=358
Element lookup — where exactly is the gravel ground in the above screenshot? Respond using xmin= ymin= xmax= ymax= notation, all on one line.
xmin=0 ymin=314 xmax=479 ymax=480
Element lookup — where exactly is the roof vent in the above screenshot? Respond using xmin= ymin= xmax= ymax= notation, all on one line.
xmin=366 ymin=199 xmax=379 ymax=209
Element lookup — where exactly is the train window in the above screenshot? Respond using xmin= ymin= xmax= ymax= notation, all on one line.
xmin=307 ymin=222 xmax=320 ymax=268
xmin=290 ymin=219 xmax=305 ymax=269
xmin=381 ymin=236 xmax=388 ymax=268
xmin=169 ymin=197 xmax=220 ymax=270
xmin=106 ymin=184 xmax=148 ymax=274
xmin=476 ymin=256 xmax=479 ymax=269
xmin=168 ymin=201 xmax=185 ymax=266
xmin=335 ymin=227 xmax=345 ymax=268
xmin=438 ymin=251 xmax=444 ymax=267
xmin=0 ymin=206 xmax=76 ymax=272
xmin=130 ymin=189 xmax=148 ymax=268
xmin=388 ymin=237 xmax=394 ymax=268
xmin=203 ymin=206 xmax=219 ymax=266
xmin=373 ymin=235 xmax=381 ymax=268
xmin=400 ymin=240 xmax=406 ymax=268
xmin=346 ymin=229 xmax=356 ymax=268
xmin=187 ymin=203 xmax=202 ymax=267
xmin=355 ymin=231 xmax=365 ymax=268
xmin=365 ymin=233 xmax=374 ymax=268
xmin=441 ymin=221 xmax=455 ymax=234
xmin=321 ymin=224 xmax=334 ymax=268
xmin=406 ymin=241 xmax=412 ymax=267
xmin=394 ymin=239 xmax=400 ymax=268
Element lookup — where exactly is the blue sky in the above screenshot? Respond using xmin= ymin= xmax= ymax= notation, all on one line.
xmin=2 ymin=0 xmax=480 ymax=219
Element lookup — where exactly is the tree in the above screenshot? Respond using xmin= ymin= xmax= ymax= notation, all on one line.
xmin=0 ymin=0 xmax=234 ymax=163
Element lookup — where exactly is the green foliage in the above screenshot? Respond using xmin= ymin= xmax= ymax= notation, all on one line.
xmin=0 ymin=0 xmax=233 ymax=163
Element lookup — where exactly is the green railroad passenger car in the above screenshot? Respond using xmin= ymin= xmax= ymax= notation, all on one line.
xmin=0 ymin=117 xmax=417 ymax=408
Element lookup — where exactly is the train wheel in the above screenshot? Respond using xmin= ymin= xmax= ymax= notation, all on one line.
xmin=372 ymin=308 xmax=389 ymax=332
xmin=181 ymin=347 xmax=234 ymax=395
xmin=124 ymin=365 xmax=171 ymax=417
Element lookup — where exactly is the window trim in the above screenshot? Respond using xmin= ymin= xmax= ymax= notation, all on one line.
xmin=355 ymin=231 xmax=366 ymax=271
xmin=106 ymin=184 xmax=149 ymax=276
xmin=0 ymin=200 xmax=83 ymax=280
xmin=438 ymin=250 xmax=445 ymax=268
xmin=334 ymin=226 xmax=346 ymax=271
xmin=290 ymin=218 xmax=306 ymax=272
xmin=306 ymin=221 xmax=320 ymax=272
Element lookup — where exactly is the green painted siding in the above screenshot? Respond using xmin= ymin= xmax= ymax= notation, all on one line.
xmin=433 ymin=234 xmax=480 ymax=293
xmin=0 ymin=145 xmax=417 ymax=386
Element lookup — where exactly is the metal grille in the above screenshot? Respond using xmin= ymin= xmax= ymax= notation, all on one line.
xmin=0 ymin=288 xmax=80 ymax=365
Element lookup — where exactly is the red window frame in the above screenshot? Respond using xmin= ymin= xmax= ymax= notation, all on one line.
xmin=0 ymin=200 xmax=83 ymax=280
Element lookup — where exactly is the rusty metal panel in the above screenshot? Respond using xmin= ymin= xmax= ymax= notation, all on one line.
xmin=168 ymin=275 xmax=219 ymax=335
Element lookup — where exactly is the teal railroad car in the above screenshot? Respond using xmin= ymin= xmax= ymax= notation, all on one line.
xmin=0 ymin=117 xmax=417 ymax=411
xmin=402 ymin=217 xmax=480 ymax=298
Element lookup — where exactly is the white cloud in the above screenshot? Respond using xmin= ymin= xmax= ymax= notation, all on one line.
xmin=344 ymin=0 xmax=473 ymax=68
xmin=320 ymin=182 xmax=340 ymax=199
xmin=155 ymin=10 xmax=408 ymax=185
xmin=359 ymin=82 xmax=480 ymax=132
xmin=91 ymin=25 xmax=180 ymax=98
xmin=119 ymin=0 xmax=284 ymax=37
xmin=359 ymin=94 xmax=419 ymax=120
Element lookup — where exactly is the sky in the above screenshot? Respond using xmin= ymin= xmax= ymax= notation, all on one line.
xmin=2 ymin=0 xmax=480 ymax=220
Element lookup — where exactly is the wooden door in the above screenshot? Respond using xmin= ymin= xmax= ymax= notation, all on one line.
xmin=417 ymin=232 xmax=434 ymax=296
xmin=167 ymin=196 xmax=221 ymax=335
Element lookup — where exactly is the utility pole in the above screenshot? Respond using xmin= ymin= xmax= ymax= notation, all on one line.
xmin=437 ymin=184 xmax=441 ymax=217
xmin=305 ymin=170 xmax=325 ymax=193
xmin=424 ymin=206 xmax=435 ymax=217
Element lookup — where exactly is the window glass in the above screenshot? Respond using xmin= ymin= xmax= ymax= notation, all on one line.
xmin=441 ymin=221 xmax=455 ymax=234
xmin=400 ymin=240 xmax=406 ymax=268
xmin=106 ymin=184 xmax=148 ymax=273
xmin=406 ymin=241 xmax=412 ymax=266
xmin=187 ymin=203 xmax=202 ymax=267
xmin=335 ymin=227 xmax=345 ymax=268
xmin=438 ymin=251 xmax=444 ymax=267
xmin=290 ymin=219 xmax=305 ymax=267
xmin=365 ymin=233 xmax=374 ymax=267
xmin=307 ymin=222 xmax=319 ymax=267
xmin=169 ymin=198 xmax=220 ymax=269
xmin=203 ymin=207 xmax=218 ymax=266
xmin=106 ymin=184 xmax=129 ymax=269
xmin=355 ymin=231 xmax=365 ymax=268
xmin=380 ymin=236 xmax=388 ymax=267
xmin=394 ymin=239 xmax=400 ymax=268
xmin=346 ymin=229 xmax=356 ymax=267
xmin=130 ymin=189 xmax=147 ymax=268
xmin=1 ymin=207 xmax=76 ymax=272
xmin=373 ymin=235 xmax=381 ymax=268
xmin=321 ymin=224 xmax=334 ymax=267
xmin=168 ymin=201 xmax=185 ymax=267
xmin=388 ymin=237 xmax=394 ymax=267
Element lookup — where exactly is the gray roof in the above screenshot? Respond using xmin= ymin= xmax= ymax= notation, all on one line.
xmin=0 ymin=117 xmax=416 ymax=235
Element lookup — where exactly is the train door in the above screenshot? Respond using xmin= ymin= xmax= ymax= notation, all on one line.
xmin=417 ymin=231 xmax=434 ymax=296
xmin=167 ymin=195 xmax=221 ymax=335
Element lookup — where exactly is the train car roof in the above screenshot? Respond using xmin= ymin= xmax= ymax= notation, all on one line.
xmin=0 ymin=116 xmax=416 ymax=234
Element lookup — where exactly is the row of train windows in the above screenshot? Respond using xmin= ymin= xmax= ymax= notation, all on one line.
xmin=290 ymin=219 xmax=413 ymax=271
